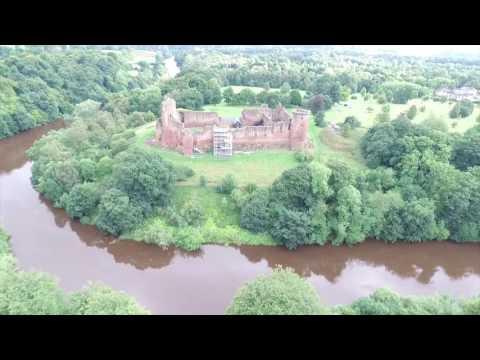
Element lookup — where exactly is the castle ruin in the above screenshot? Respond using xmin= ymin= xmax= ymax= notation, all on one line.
xmin=155 ymin=97 xmax=310 ymax=157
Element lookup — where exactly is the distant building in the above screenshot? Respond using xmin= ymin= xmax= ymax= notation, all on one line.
xmin=435 ymin=87 xmax=480 ymax=101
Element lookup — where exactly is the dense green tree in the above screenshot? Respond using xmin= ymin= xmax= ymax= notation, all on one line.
xmin=0 ymin=259 xmax=67 ymax=315
xmin=223 ymin=86 xmax=235 ymax=104
xmin=69 ymin=283 xmax=150 ymax=315
xmin=95 ymin=189 xmax=143 ymax=236
xmin=406 ymin=105 xmax=417 ymax=120
xmin=270 ymin=205 xmax=312 ymax=249
xmin=170 ymin=88 xmax=204 ymax=110
xmin=95 ymin=155 xmax=113 ymax=177
xmin=330 ymin=185 xmax=367 ymax=245
xmin=381 ymin=198 xmax=448 ymax=243
xmin=314 ymin=111 xmax=326 ymax=127
xmin=452 ymin=125 xmax=480 ymax=170
xmin=308 ymin=94 xmax=332 ymax=114
xmin=380 ymin=81 xmax=428 ymax=104
xmin=339 ymin=288 xmax=463 ymax=315
xmin=37 ymin=160 xmax=82 ymax=206
xmin=226 ymin=267 xmax=328 ymax=315
xmin=63 ymin=183 xmax=99 ymax=220
xmin=270 ymin=164 xmax=318 ymax=211
xmin=112 ymin=147 xmax=176 ymax=215
xmin=240 ymin=189 xmax=272 ymax=233
xmin=203 ymin=79 xmax=222 ymax=105
xmin=449 ymin=100 xmax=474 ymax=119
xmin=232 ymin=88 xmax=257 ymax=106
xmin=289 ymin=90 xmax=302 ymax=106
xmin=280 ymin=82 xmax=291 ymax=94
xmin=78 ymin=158 xmax=96 ymax=182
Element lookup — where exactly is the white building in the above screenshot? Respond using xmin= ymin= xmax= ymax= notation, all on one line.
xmin=435 ymin=87 xmax=480 ymax=101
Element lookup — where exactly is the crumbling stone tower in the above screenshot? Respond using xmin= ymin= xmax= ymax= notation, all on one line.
xmin=289 ymin=109 xmax=310 ymax=150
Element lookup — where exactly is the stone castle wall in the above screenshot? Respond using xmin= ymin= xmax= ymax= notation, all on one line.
xmin=156 ymin=97 xmax=309 ymax=156
xmin=180 ymin=111 xmax=220 ymax=128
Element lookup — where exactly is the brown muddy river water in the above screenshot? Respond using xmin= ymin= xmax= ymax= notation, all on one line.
xmin=1 ymin=121 xmax=480 ymax=314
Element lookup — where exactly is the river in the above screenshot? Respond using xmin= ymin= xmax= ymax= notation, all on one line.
xmin=1 ymin=121 xmax=480 ymax=314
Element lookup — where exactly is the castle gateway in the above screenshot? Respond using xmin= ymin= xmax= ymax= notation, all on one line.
xmin=155 ymin=97 xmax=310 ymax=157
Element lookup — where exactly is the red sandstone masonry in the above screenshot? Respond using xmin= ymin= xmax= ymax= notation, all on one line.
xmin=156 ymin=97 xmax=309 ymax=155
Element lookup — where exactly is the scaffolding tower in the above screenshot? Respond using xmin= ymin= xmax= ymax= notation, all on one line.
xmin=213 ymin=127 xmax=233 ymax=158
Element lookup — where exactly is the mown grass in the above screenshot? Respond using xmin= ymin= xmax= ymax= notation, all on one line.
xmin=135 ymin=120 xmax=298 ymax=187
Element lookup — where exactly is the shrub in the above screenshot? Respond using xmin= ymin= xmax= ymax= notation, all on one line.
xmin=199 ymin=175 xmax=207 ymax=187
xmin=175 ymin=227 xmax=203 ymax=251
xmin=231 ymin=188 xmax=253 ymax=209
xmin=163 ymin=207 xmax=186 ymax=227
xmin=406 ymin=105 xmax=417 ymax=120
xmin=216 ymin=174 xmax=236 ymax=194
xmin=175 ymin=165 xmax=195 ymax=182
xmin=225 ymin=267 xmax=328 ymax=315
xmin=314 ymin=111 xmax=326 ymax=127
xmin=294 ymin=150 xmax=314 ymax=163
xmin=180 ymin=200 xmax=206 ymax=227
xmin=244 ymin=183 xmax=258 ymax=194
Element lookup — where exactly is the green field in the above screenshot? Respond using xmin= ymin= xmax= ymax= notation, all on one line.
xmin=326 ymin=95 xmax=480 ymax=134
xmin=136 ymin=123 xmax=298 ymax=187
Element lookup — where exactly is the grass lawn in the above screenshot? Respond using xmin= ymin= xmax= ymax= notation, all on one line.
xmin=136 ymin=125 xmax=298 ymax=187
xmin=326 ymin=95 xmax=480 ymax=134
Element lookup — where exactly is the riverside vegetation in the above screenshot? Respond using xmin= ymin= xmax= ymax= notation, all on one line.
xmin=0 ymin=227 xmax=149 ymax=315
xmin=3 ymin=225 xmax=479 ymax=315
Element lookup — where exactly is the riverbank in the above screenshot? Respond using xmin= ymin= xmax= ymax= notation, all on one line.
xmin=0 ymin=225 xmax=150 ymax=315
xmin=3 ymin=120 xmax=480 ymax=314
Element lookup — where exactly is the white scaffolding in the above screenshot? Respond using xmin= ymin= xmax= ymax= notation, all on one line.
xmin=213 ymin=127 xmax=233 ymax=158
